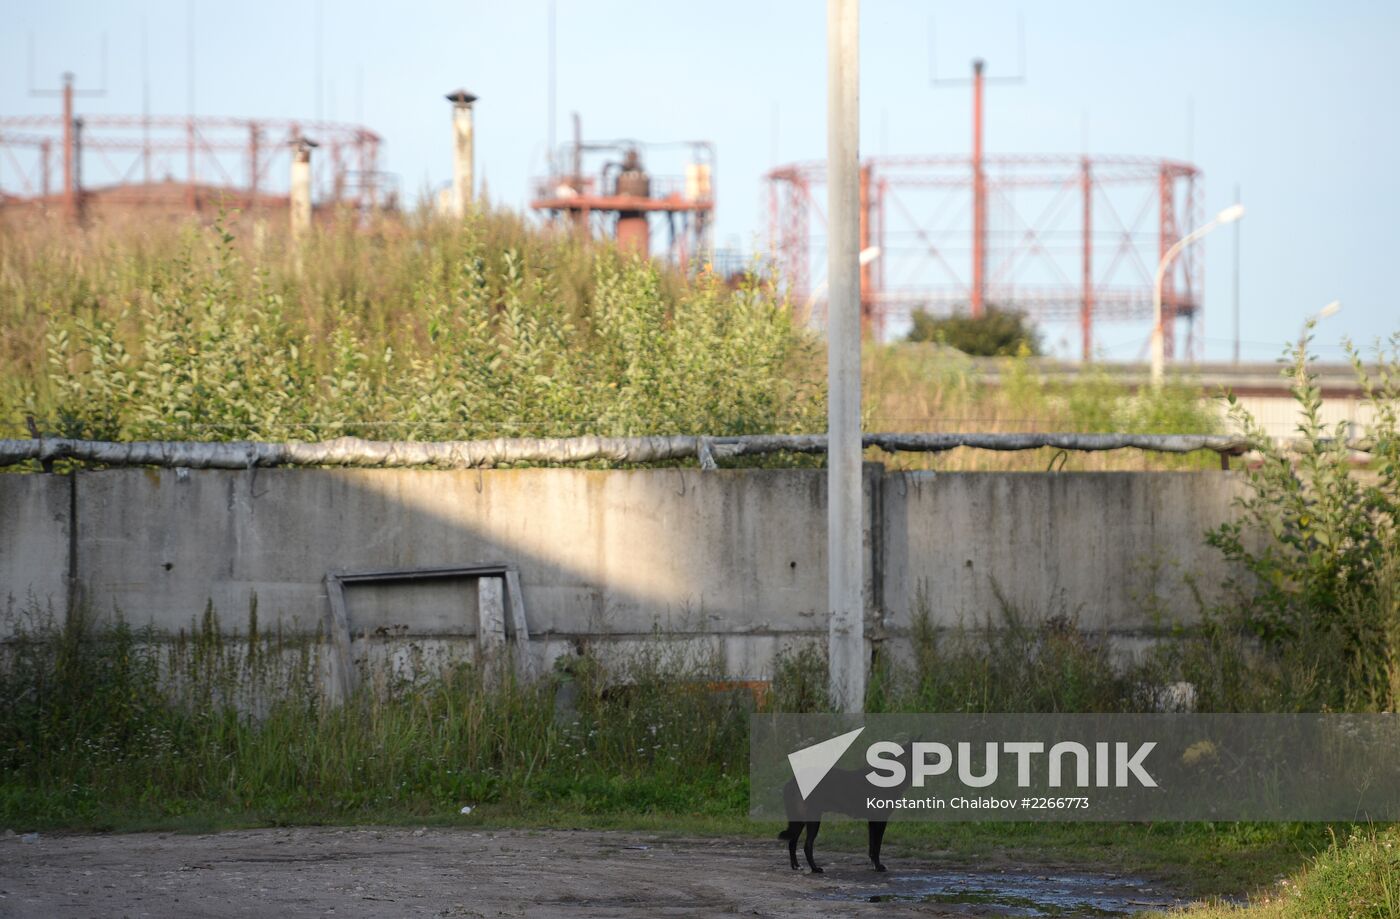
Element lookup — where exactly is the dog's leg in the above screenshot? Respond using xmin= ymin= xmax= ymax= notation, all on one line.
xmin=782 ymin=821 xmax=803 ymax=870
xmin=867 ymin=820 xmax=888 ymax=872
xmin=803 ymin=821 xmax=823 ymax=874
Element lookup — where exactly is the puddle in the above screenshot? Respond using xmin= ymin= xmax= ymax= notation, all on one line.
xmin=823 ymin=869 xmax=1200 ymax=916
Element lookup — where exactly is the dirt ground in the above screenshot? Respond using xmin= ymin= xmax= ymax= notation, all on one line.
xmin=0 ymin=826 xmax=1192 ymax=918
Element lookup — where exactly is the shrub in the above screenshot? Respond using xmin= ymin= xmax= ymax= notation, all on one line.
xmin=905 ymin=306 xmax=1042 ymax=356
xmin=1207 ymin=325 xmax=1400 ymax=711
xmin=4 ymin=211 xmax=823 ymax=449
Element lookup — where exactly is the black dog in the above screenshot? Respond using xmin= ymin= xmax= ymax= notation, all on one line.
xmin=778 ymin=743 xmax=914 ymax=874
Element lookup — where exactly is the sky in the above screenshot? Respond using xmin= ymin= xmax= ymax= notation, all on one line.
xmin=4 ymin=0 xmax=1397 ymax=362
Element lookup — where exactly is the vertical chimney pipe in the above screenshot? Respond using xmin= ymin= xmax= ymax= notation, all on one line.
xmin=290 ymin=136 xmax=317 ymax=241
xmin=446 ymin=89 xmax=477 ymax=218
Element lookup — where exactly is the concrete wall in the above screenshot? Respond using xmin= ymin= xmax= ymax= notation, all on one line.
xmin=0 ymin=467 xmax=1249 ymax=677
xmin=882 ymin=472 xmax=1245 ymax=634
xmin=0 ymin=474 xmax=70 ymax=616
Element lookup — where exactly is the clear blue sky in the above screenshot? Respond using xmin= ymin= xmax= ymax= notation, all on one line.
xmin=5 ymin=1 xmax=1396 ymax=362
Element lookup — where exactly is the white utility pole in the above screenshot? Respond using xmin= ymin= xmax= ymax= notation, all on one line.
xmin=826 ymin=0 xmax=864 ymax=713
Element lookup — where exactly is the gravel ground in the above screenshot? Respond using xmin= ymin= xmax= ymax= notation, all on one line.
xmin=0 ymin=826 xmax=1189 ymax=918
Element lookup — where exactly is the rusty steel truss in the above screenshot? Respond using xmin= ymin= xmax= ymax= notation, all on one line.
xmin=0 ymin=81 xmax=390 ymax=220
xmin=530 ymin=120 xmax=715 ymax=269
xmin=766 ymin=152 xmax=1205 ymax=361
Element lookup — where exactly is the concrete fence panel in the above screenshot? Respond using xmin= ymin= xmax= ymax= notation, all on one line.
xmin=2 ymin=467 xmax=1250 ymax=677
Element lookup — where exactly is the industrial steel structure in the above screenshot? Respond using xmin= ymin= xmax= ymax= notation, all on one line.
xmin=0 ymin=75 xmax=392 ymax=220
xmin=767 ymin=63 xmax=1205 ymax=361
xmin=530 ymin=117 xmax=715 ymax=268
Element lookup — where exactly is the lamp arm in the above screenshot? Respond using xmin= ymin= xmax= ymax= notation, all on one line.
xmin=1155 ymin=217 xmax=1221 ymax=288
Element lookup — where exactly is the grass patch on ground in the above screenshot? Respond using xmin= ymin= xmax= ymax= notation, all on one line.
xmin=1159 ymin=825 xmax=1400 ymax=918
xmin=0 ymin=598 xmax=1381 ymax=904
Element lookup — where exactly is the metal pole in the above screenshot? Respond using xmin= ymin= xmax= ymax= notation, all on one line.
xmin=72 ymin=117 xmax=83 ymax=221
xmin=248 ymin=124 xmax=260 ymax=210
xmin=1151 ymin=259 xmax=1167 ymax=385
xmin=186 ymin=119 xmax=196 ymax=213
xmin=859 ymin=163 xmax=872 ymax=337
xmin=61 ymin=73 xmax=74 ymax=221
xmin=970 ymin=59 xmax=986 ymax=318
xmin=186 ymin=0 xmax=195 ymax=212
xmin=1232 ymin=183 xmax=1241 ymax=365
xmin=827 ymin=0 xmax=863 ymax=714
xmin=41 ymin=139 xmax=51 ymax=199
xmin=547 ymin=0 xmax=556 ymax=175
xmin=142 ymin=19 xmax=151 ymax=186
xmin=877 ymin=176 xmax=887 ymax=341
xmin=367 ymin=138 xmax=379 ymax=210
xmin=1081 ymin=157 xmax=1093 ymax=362
xmin=1151 ymin=167 xmax=1172 ymax=382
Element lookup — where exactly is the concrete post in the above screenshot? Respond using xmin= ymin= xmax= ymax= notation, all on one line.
xmin=290 ymin=137 xmax=317 ymax=242
xmin=446 ymin=89 xmax=477 ymax=218
xmin=826 ymin=0 xmax=864 ymax=713
xmin=478 ymin=576 xmax=507 ymax=655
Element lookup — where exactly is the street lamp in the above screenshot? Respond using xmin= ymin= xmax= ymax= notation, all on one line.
xmin=1150 ymin=203 xmax=1245 ymax=384
xmin=804 ymin=245 xmax=882 ymax=315
xmin=1310 ymin=299 xmax=1343 ymax=322
xmin=1300 ymin=299 xmax=1342 ymax=347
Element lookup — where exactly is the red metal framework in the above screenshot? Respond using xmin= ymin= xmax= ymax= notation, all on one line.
xmin=0 ymin=98 xmax=391 ymax=219
xmin=766 ymin=153 xmax=1205 ymax=361
xmin=530 ymin=129 xmax=715 ymax=269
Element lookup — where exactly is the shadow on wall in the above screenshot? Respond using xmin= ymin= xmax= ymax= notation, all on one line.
xmin=2 ymin=467 xmax=839 ymax=680
xmin=0 ymin=466 xmax=1248 ymax=680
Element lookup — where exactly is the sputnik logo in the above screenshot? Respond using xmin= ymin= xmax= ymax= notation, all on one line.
xmin=787 ymin=727 xmax=864 ymax=800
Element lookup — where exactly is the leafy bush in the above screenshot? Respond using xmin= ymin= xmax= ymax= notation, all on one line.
xmin=4 ymin=211 xmax=822 ymax=449
xmin=768 ymin=641 xmax=832 ymax=713
xmin=905 ymin=306 xmax=1042 ymax=356
xmin=1207 ymin=325 xmax=1400 ymax=711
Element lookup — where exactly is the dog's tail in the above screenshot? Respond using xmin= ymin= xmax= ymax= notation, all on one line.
xmin=777 ymin=823 xmax=800 ymax=841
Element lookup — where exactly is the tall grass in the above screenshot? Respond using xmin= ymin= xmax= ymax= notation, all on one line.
xmin=0 ymin=600 xmax=749 ymax=827
xmin=1163 ymin=825 xmax=1400 ymax=918
xmin=0 ymin=582 xmax=1295 ymax=830
xmin=0 ymin=587 xmax=1385 ymax=908
xmin=2 ymin=208 xmax=822 ymax=448
xmin=771 ymin=581 xmax=1394 ymax=717
xmin=863 ymin=342 xmax=1224 ymax=471
xmin=2 ymin=210 xmax=1230 ymax=472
